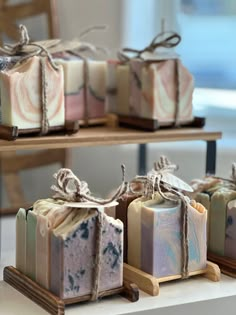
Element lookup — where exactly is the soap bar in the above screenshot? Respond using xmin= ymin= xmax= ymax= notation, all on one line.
xmin=129 ymin=59 xmax=194 ymax=123
xmin=50 ymin=208 xmax=123 ymax=299
xmin=55 ymin=56 xmax=84 ymax=121
xmin=0 ymin=55 xmax=65 ymax=129
xmin=209 ymin=190 xmax=236 ymax=256
xmin=128 ymin=194 xmax=207 ymax=277
xmin=225 ymin=199 xmax=236 ymax=259
xmin=15 ymin=208 xmax=27 ymax=274
xmin=34 ymin=199 xmax=73 ymax=289
xmin=55 ymin=56 xmax=107 ymax=122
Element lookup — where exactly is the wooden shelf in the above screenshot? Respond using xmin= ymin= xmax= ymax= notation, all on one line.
xmin=0 ymin=126 xmax=222 ymax=152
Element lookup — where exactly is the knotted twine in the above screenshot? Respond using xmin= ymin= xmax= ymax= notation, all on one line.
xmin=130 ymin=156 xmax=190 ymax=279
xmin=118 ymin=32 xmax=182 ymax=127
xmin=0 ymin=24 xmax=59 ymax=135
xmin=51 ymin=165 xmax=128 ymax=301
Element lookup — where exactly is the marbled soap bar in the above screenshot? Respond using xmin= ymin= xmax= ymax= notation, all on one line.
xmin=55 ymin=56 xmax=84 ymax=121
xmin=129 ymin=59 xmax=194 ymax=123
xmin=86 ymin=60 xmax=107 ymax=119
xmin=50 ymin=208 xmax=123 ymax=299
xmin=0 ymin=56 xmax=65 ymax=129
xmin=128 ymin=194 xmax=207 ymax=277
xmin=55 ymin=56 xmax=107 ymax=122
xmin=209 ymin=190 xmax=236 ymax=256
xmin=225 ymin=199 xmax=236 ymax=259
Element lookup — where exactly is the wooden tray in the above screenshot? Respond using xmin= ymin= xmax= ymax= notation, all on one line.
xmin=0 ymin=120 xmax=79 ymax=141
xmin=118 ymin=115 xmax=205 ymax=131
xmin=4 ymin=266 xmax=139 ymax=315
xmin=208 ymin=251 xmax=236 ymax=278
xmin=123 ymin=261 xmax=220 ymax=296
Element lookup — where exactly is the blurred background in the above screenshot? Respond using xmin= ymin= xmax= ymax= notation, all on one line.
xmin=1 ymin=0 xmax=236 ymax=272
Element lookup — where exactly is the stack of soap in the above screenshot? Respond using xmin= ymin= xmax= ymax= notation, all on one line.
xmin=55 ymin=55 xmax=107 ymax=123
xmin=106 ymin=58 xmax=194 ymax=125
xmin=0 ymin=56 xmax=65 ymax=129
xmin=50 ymin=208 xmax=123 ymax=299
xmin=16 ymin=200 xmax=124 ymax=298
xmin=127 ymin=193 xmax=207 ymax=277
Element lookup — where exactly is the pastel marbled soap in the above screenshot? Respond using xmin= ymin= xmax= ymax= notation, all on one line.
xmin=110 ymin=58 xmax=194 ymax=125
xmin=55 ymin=56 xmax=107 ymax=122
xmin=130 ymin=59 xmax=193 ymax=123
xmin=50 ymin=208 xmax=123 ymax=299
xmin=0 ymin=56 xmax=65 ymax=129
xmin=128 ymin=194 xmax=207 ymax=277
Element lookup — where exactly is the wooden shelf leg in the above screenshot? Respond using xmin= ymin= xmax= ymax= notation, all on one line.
xmin=206 ymin=140 xmax=217 ymax=175
xmin=138 ymin=144 xmax=147 ymax=175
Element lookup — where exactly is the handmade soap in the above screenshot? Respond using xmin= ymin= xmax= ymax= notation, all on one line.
xmin=50 ymin=208 xmax=123 ymax=299
xmin=55 ymin=56 xmax=84 ymax=121
xmin=113 ymin=58 xmax=194 ymax=124
xmin=55 ymin=56 xmax=107 ymax=122
xmin=33 ymin=199 xmax=73 ymax=289
xmin=16 ymin=208 xmax=27 ymax=274
xmin=209 ymin=190 xmax=236 ymax=256
xmin=128 ymin=194 xmax=207 ymax=277
xmin=225 ymin=199 xmax=236 ymax=259
xmin=0 ymin=56 xmax=65 ymax=129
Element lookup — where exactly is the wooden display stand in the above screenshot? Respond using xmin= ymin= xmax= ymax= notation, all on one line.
xmin=0 ymin=121 xmax=79 ymax=141
xmin=118 ymin=115 xmax=205 ymax=131
xmin=124 ymin=261 xmax=221 ymax=296
xmin=3 ymin=266 xmax=139 ymax=315
xmin=208 ymin=251 xmax=236 ymax=278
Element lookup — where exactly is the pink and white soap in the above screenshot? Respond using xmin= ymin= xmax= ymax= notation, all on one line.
xmin=127 ymin=194 xmax=207 ymax=277
xmin=129 ymin=59 xmax=194 ymax=123
xmin=50 ymin=208 xmax=123 ymax=299
xmin=55 ymin=56 xmax=107 ymax=122
xmin=0 ymin=56 xmax=65 ymax=129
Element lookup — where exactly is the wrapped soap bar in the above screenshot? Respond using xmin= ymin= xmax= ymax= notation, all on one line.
xmin=50 ymin=207 xmax=123 ymax=299
xmin=0 ymin=55 xmax=65 ymax=129
xmin=190 ymin=172 xmax=236 ymax=258
xmin=127 ymin=193 xmax=207 ymax=277
xmin=55 ymin=55 xmax=107 ymax=123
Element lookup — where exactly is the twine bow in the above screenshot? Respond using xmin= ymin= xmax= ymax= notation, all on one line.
xmin=131 ymin=156 xmax=190 ymax=279
xmin=118 ymin=31 xmax=181 ymax=62
xmin=51 ymin=166 xmax=128 ymax=301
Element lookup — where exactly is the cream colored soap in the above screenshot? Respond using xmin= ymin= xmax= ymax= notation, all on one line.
xmin=0 ymin=56 xmax=65 ymax=129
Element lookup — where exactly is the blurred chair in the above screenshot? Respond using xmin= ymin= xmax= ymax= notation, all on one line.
xmin=0 ymin=0 xmax=71 ymax=215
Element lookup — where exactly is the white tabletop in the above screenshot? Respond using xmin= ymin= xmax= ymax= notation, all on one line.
xmin=1 ymin=272 xmax=236 ymax=315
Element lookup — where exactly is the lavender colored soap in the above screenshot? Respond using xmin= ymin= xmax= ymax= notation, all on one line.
xmin=50 ymin=208 xmax=123 ymax=299
xmin=128 ymin=194 xmax=207 ymax=278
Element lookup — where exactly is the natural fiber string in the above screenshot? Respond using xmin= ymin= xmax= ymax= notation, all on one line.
xmin=40 ymin=58 xmax=50 ymax=135
xmin=51 ymin=165 xmax=128 ymax=300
